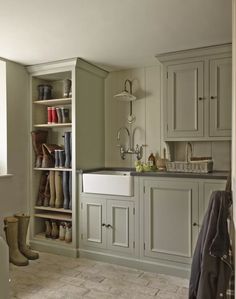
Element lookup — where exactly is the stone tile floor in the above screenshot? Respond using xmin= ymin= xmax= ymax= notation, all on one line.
xmin=10 ymin=252 xmax=189 ymax=299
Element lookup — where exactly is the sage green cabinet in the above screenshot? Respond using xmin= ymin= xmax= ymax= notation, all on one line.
xmin=157 ymin=45 xmax=232 ymax=141
xmin=81 ymin=197 xmax=107 ymax=249
xmin=167 ymin=62 xmax=204 ymax=138
xmin=80 ymin=195 xmax=135 ymax=255
xmin=143 ymin=179 xmax=199 ymax=264
xmin=209 ymin=57 xmax=232 ymax=137
xmin=199 ymin=180 xmax=226 ymax=225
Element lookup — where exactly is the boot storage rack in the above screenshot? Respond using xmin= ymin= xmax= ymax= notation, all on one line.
xmin=28 ymin=59 xmax=108 ymax=257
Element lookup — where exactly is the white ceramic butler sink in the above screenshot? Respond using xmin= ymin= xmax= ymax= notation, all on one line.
xmin=83 ymin=170 xmax=133 ymax=196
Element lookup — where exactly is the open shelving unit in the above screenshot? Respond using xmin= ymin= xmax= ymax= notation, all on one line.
xmin=28 ymin=58 xmax=108 ymax=258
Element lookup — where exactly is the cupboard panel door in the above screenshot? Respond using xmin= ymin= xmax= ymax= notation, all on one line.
xmin=144 ymin=180 xmax=198 ymax=263
xmin=200 ymin=181 xmax=226 ymax=225
xmin=167 ymin=62 xmax=204 ymax=138
xmin=82 ymin=197 xmax=107 ymax=249
xmin=210 ymin=57 xmax=232 ymax=137
xmin=107 ymin=200 xmax=134 ymax=254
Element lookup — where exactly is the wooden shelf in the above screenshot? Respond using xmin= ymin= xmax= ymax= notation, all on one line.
xmin=34 ymin=123 xmax=72 ymax=128
xmin=33 ymin=98 xmax=72 ymax=106
xmin=34 ymin=233 xmax=72 ymax=246
xmin=34 ymin=167 xmax=72 ymax=171
xmin=35 ymin=206 xmax=72 ymax=214
xmin=34 ymin=213 xmax=72 ymax=221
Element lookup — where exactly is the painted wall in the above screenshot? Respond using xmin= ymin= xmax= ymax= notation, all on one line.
xmin=105 ymin=65 xmax=162 ymax=167
xmin=0 ymin=61 xmax=29 ymax=237
xmin=105 ymin=66 xmax=231 ymax=171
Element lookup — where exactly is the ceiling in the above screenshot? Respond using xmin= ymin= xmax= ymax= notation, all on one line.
xmin=0 ymin=0 xmax=232 ymax=71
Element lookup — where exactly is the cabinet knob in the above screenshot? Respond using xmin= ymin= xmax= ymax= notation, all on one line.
xmin=106 ymin=224 xmax=113 ymax=228
xmin=198 ymin=97 xmax=204 ymax=101
xmin=210 ymin=96 xmax=217 ymax=99
xmin=193 ymin=222 xmax=199 ymax=227
xmin=102 ymin=223 xmax=106 ymax=227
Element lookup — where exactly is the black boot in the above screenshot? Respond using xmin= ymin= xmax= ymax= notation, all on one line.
xmin=69 ymin=172 xmax=72 ymax=210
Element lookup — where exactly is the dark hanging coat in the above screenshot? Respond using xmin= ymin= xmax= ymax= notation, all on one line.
xmin=189 ymin=191 xmax=232 ymax=299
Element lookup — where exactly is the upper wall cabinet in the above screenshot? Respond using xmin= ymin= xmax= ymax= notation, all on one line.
xmin=209 ymin=57 xmax=232 ymax=137
xmin=167 ymin=61 xmax=204 ymax=138
xmin=157 ymin=44 xmax=232 ymax=141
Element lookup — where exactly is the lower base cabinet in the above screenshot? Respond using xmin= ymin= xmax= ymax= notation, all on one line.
xmin=79 ymin=176 xmax=226 ymax=278
xmin=143 ymin=179 xmax=199 ymax=264
xmin=80 ymin=196 xmax=135 ymax=255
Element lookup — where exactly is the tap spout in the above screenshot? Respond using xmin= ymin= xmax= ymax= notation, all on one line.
xmin=117 ymin=127 xmax=131 ymax=150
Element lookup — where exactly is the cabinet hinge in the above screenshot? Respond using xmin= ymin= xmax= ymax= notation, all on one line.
xmin=167 ymin=72 xmax=168 ymax=79
xmin=133 ymin=241 xmax=135 ymax=248
xmin=81 ymin=233 xmax=83 ymax=240
xmin=144 ymin=243 xmax=146 ymax=250
xmin=143 ymin=186 xmax=145 ymax=193
xmin=166 ymin=123 xmax=168 ymax=131
xmin=133 ymin=208 xmax=135 ymax=215
xmin=81 ymin=202 xmax=83 ymax=210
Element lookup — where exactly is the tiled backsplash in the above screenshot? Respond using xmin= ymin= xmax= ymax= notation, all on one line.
xmin=172 ymin=141 xmax=231 ymax=171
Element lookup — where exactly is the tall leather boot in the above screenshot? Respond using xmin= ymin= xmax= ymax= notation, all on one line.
xmin=69 ymin=172 xmax=72 ymax=210
xmin=31 ymin=131 xmax=48 ymax=168
xmin=64 ymin=132 xmax=71 ymax=168
xmin=4 ymin=217 xmax=28 ymax=266
xmin=63 ymin=172 xmax=70 ymax=209
xmin=14 ymin=214 xmax=39 ymax=260
xmin=36 ymin=172 xmax=48 ymax=206
xmin=55 ymin=171 xmax=64 ymax=208
xmin=43 ymin=174 xmax=50 ymax=207
xmin=49 ymin=171 xmax=56 ymax=208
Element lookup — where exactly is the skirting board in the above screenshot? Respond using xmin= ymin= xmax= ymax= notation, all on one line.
xmin=78 ymin=249 xmax=190 ymax=279
xmin=30 ymin=240 xmax=78 ymax=258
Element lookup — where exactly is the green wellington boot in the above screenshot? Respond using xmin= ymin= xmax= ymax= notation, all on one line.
xmin=14 ymin=213 xmax=39 ymax=260
xmin=4 ymin=217 xmax=29 ymax=266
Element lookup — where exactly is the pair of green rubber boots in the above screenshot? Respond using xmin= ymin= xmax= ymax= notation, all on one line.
xmin=4 ymin=214 xmax=39 ymax=266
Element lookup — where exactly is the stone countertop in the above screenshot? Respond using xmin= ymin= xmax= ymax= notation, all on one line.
xmin=77 ymin=167 xmax=229 ymax=180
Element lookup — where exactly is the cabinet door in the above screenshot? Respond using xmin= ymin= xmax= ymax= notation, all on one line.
xmin=167 ymin=62 xmax=204 ymax=138
xmin=107 ymin=200 xmax=135 ymax=255
xmin=81 ymin=197 xmax=107 ymax=249
xmin=209 ymin=57 xmax=232 ymax=137
xmin=200 ymin=181 xmax=226 ymax=225
xmin=144 ymin=180 xmax=198 ymax=263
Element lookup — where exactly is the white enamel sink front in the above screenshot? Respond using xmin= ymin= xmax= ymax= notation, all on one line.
xmin=82 ymin=170 xmax=133 ymax=196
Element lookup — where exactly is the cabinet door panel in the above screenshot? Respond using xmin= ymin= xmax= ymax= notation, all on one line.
xmin=107 ymin=200 xmax=134 ymax=254
xmin=144 ymin=180 xmax=198 ymax=263
xmin=210 ymin=57 xmax=232 ymax=137
xmin=82 ymin=197 xmax=106 ymax=249
xmin=167 ymin=62 xmax=204 ymax=138
xmin=200 ymin=181 xmax=226 ymax=225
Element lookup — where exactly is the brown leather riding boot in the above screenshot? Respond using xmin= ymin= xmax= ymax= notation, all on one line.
xmin=31 ymin=131 xmax=48 ymax=168
xmin=36 ymin=172 xmax=48 ymax=206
